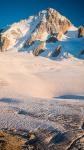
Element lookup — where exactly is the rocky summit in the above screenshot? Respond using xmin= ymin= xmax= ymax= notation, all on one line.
xmin=0 ymin=8 xmax=84 ymax=59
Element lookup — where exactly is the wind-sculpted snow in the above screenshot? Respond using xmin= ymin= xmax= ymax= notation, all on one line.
xmin=0 ymin=97 xmax=84 ymax=131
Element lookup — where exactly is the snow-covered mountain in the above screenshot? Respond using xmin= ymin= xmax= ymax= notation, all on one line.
xmin=0 ymin=8 xmax=84 ymax=59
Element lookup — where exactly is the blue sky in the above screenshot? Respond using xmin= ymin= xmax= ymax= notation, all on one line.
xmin=0 ymin=0 xmax=84 ymax=29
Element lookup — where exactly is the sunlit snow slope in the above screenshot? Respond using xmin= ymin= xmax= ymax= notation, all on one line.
xmin=0 ymin=8 xmax=84 ymax=59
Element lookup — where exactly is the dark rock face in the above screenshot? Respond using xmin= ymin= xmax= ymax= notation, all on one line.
xmin=33 ymin=49 xmax=45 ymax=56
xmin=78 ymin=26 xmax=84 ymax=38
xmin=46 ymin=36 xmax=58 ymax=43
xmin=82 ymin=122 xmax=84 ymax=129
xmin=33 ymin=42 xmax=45 ymax=56
xmin=80 ymin=50 xmax=84 ymax=55
xmin=22 ymin=129 xmax=84 ymax=150
xmin=24 ymin=39 xmax=35 ymax=48
xmin=51 ymin=45 xmax=61 ymax=57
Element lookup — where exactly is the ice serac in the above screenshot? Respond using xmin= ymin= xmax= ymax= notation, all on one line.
xmin=0 ymin=8 xmax=84 ymax=59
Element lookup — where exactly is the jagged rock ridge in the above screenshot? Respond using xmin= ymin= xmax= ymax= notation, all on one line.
xmin=0 ymin=8 xmax=84 ymax=59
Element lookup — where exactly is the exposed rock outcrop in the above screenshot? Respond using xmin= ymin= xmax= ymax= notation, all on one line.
xmin=24 ymin=8 xmax=72 ymax=48
xmin=46 ymin=35 xmax=58 ymax=43
xmin=33 ymin=42 xmax=45 ymax=56
xmin=0 ymin=36 xmax=10 ymax=52
xmin=24 ymin=22 xmax=47 ymax=48
xmin=80 ymin=49 xmax=84 ymax=55
xmin=0 ymin=130 xmax=25 ymax=150
xmin=51 ymin=45 xmax=61 ymax=57
xmin=0 ymin=8 xmax=84 ymax=59
xmin=24 ymin=35 xmax=35 ymax=48
xmin=78 ymin=26 xmax=84 ymax=38
xmin=46 ymin=8 xmax=71 ymax=34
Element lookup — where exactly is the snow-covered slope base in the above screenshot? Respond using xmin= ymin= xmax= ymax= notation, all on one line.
xmin=0 ymin=52 xmax=84 ymax=99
